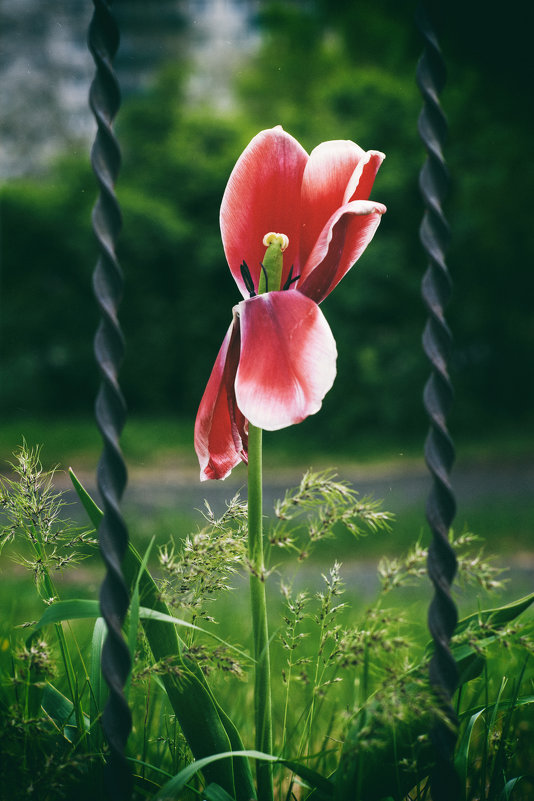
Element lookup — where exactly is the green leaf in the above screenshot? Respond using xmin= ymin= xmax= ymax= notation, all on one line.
xmin=89 ymin=617 xmax=107 ymax=751
xmin=155 ymin=750 xmax=334 ymax=801
xmin=456 ymin=694 xmax=534 ymax=800
xmin=126 ymin=538 xmax=155 ymax=700
xmin=28 ymin=598 xmax=101 ymax=639
xmin=42 ymin=683 xmax=90 ymax=741
xmin=29 ymin=599 xmax=249 ymax=661
xmin=501 ymin=776 xmax=534 ymax=800
xmin=453 ymin=593 xmax=534 ymax=639
xmin=459 ymin=694 xmax=534 ymax=722
xmin=69 ymin=468 xmax=103 ymax=528
xmin=455 ymin=706 xmax=485 ymax=797
xmin=204 ymin=783 xmax=237 ymax=801
xmin=427 ymin=593 xmax=534 ymax=691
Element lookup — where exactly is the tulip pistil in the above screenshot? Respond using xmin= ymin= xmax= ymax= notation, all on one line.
xmin=258 ymin=232 xmax=288 ymax=294
xmin=262 ymin=232 xmax=289 ymax=252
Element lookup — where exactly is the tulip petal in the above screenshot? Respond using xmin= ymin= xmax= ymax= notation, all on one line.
xmin=297 ymin=199 xmax=387 ymax=304
xmin=235 ymin=292 xmax=337 ymax=431
xmin=300 ymin=140 xmax=368 ymax=263
xmin=220 ymin=127 xmax=308 ymax=297
xmin=194 ymin=318 xmax=248 ymax=481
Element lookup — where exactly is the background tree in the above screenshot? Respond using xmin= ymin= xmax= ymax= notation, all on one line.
xmin=1 ymin=0 xmax=532 ymax=448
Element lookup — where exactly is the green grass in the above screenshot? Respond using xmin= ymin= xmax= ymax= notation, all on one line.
xmin=1 ymin=442 xmax=532 ymax=801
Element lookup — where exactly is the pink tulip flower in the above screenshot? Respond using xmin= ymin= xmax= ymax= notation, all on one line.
xmin=195 ymin=126 xmax=386 ymax=480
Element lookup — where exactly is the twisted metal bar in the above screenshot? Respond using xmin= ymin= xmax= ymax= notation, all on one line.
xmin=88 ymin=2 xmax=132 ymax=798
xmin=416 ymin=4 xmax=461 ymax=798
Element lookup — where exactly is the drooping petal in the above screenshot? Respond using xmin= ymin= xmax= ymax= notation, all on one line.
xmin=220 ymin=127 xmax=308 ymax=297
xmin=297 ymin=199 xmax=387 ymax=304
xmin=194 ymin=318 xmax=248 ymax=480
xmin=235 ymin=291 xmax=337 ymax=431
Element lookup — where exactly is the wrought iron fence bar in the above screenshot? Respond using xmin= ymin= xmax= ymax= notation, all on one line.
xmin=88 ymin=1 xmax=132 ymax=798
xmin=416 ymin=3 xmax=461 ymax=798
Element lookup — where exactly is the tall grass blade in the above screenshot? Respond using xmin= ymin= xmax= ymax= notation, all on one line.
xmin=453 ymin=594 xmax=534 ymax=640
xmin=69 ymin=468 xmax=103 ymax=528
xmin=89 ymin=616 xmax=107 ymax=751
xmin=154 ymin=750 xmax=334 ymax=801
xmin=501 ymin=777 xmax=534 ymax=800
xmin=455 ymin=707 xmax=485 ymax=801
xmin=42 ymin=683 xmax=90 ymax=740
xmin=204 ymin=783 xmax=238 ymax=801
xmin=126 ymin=537 xmax=155 ymax=700
xmin=488 ymin=659 xmax=530 ymax=800
xmin=29 ymin=600 xmax=249 ymax=660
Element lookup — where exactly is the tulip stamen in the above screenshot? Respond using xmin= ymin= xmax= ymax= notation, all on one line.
xmin=282 ymin=265 xmax=300 ymax=291
xmin=259 ymin=263 xmax=269 ymax=293
xmin=240 ymin=261 xmax=256 ymax=297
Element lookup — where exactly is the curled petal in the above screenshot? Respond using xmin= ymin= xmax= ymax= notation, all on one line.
xmin=297 ymin=200 xmax=387 ymax=304
xmin=194 ymin=319 xmax=248 ymax=480
xmin=220 ymin=126 xmax=308 ymax=298
xmin=300 ymin=139 xmax=368 ymax=262
xmin=343 ymin=150 xmax=386 ymax=205
xmin=235 ymin=292 xmax=337 ymax=431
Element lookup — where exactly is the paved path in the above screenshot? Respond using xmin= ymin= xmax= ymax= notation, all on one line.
xmin=53 ymin=455 xmax=534 ymax=597
xmin=116 ymin=456 xmax=534 ymax=517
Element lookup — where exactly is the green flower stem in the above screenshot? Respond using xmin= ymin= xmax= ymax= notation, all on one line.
xmin=247 ymin=422 xmax=273 ymax=801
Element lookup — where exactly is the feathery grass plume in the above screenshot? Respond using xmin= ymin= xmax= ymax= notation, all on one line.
xmin=292 ymin=563 xmax=347 ymax=757
xmin=0 ymin=442 xmax=96 ymax=749
xmin=378 ymin=529 xmax=508 ymax=595
xmin=0 ymin=442 xmax=96 ymax=596
xmin=158 ymin=493 xmax=248 ymax=625
xmin=271 ymin=469 xmax=393 ymax=560
xmin=333 ymin=606 xmax=414 ymax=700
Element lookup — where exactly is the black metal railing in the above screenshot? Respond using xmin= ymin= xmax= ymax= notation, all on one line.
xmin=416 ymin=3 xmax=460 ymax=798
xmin=88 ymin=0 xmax=132 ymax=798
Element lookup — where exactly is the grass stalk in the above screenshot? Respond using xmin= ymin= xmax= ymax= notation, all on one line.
xmin=29 ymin=531 xmax=87 ymax=747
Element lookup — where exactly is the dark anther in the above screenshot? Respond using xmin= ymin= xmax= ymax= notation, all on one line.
xmin=282 ymin=265 xmax=300 ymax=290
xmin=240 ymin=261 xmax=256 ymax=297
xmin=260 ymin=263 xmax=269 ymax=293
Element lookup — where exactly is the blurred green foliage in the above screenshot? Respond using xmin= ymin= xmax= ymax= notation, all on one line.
xmin=1 ymin=1 xmax=532 ymax=447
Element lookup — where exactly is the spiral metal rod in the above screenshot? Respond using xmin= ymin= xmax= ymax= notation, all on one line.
xmin=88 ymin=1 xmax=132 ymax=798
xmin=416 ymin=4 xmax=461 ymax=798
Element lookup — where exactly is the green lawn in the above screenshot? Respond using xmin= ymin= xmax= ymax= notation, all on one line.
xmin=1 ymin=414 xmax=533 ymax=471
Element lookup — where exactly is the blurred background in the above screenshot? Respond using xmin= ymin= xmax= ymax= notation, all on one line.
xmin=0 ymin=0 xmax=532 ymax=566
